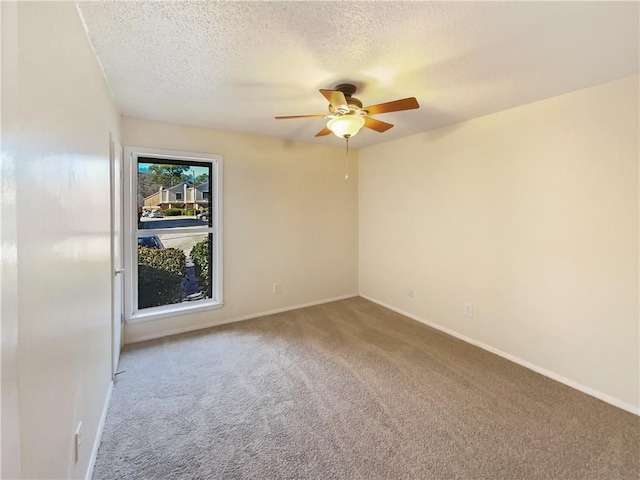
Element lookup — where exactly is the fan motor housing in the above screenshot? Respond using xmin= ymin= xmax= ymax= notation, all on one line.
xmin=335 ymin=83 xmax=363 ymax=109
xmin=347 ymin=97 xmax=363 ymax=109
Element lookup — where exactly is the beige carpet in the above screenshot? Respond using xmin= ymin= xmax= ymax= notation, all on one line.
xmin=93 ymin=297 xmax=639 ymax=479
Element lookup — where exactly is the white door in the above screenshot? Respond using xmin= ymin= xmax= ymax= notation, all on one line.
xmin=111 ymin=136 xmax=124 ymax=378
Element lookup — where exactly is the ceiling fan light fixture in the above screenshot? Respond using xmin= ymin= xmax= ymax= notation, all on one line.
xmin=327 ymin=115 xmax=365 ymax=138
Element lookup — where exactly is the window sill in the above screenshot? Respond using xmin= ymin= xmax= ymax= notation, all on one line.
xmin=127 ymin=300 xmax=224 ymax=324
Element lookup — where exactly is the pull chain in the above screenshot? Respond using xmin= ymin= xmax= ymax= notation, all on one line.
xmin=345 ymin=136 xmax=350 ymax=180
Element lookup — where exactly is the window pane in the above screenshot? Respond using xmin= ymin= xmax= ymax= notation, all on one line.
xmin=137 ymin=233 xmax=212 ymax=309
xmin=138 ymin=158 xmax=212 ymax=229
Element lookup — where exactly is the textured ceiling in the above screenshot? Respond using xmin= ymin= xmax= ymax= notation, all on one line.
xmin=77 ymin=1 xmax=639 ymax=149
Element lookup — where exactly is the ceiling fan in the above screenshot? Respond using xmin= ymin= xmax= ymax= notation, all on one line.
xmin=275 ymin=83 xmax=420 ymax=139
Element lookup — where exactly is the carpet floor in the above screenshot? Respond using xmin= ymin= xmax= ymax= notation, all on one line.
xmin=92 ymin=297 xmax=639 ymax=479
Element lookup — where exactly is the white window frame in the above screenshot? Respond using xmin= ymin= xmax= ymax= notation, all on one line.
xmin=123 ymin=146 xmax=223 ymax=323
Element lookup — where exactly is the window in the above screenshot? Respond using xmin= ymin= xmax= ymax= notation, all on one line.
xmin=124 ymin=147 xmax=223 ymax=322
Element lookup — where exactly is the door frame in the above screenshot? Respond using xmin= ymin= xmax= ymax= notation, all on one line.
xmin=110 ymin=133 xmax=124 ymax=378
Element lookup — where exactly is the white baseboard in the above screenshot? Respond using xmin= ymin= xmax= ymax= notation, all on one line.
xmin=360 ymin=293 xmax=640 ymax=417
xmin=85 ymin=380 xmax=114 ymax=480
xmin=126 ymin=293 xmax=359 ymax=344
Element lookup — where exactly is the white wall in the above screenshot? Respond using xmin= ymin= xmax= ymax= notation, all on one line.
xmin=359 ymin=76 xmax=639 ymax=412
xmin=1 ymin=2 xmax=120 ymax=478
xmin=1 ymin=3 xmax=22 ymax=478
xmin=122 ymin=117 xmax=359 ymax=343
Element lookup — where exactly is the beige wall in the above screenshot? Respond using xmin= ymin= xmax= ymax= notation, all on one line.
xmin=143 ymin=192 xmax=160 ymax=207
xmin=1 ymin=2 xmax=120 ymax=479
xmin=359 ymin=76 xmax=640 ymax=412
xmin=122 ymin=117 xmax=359 ymax=343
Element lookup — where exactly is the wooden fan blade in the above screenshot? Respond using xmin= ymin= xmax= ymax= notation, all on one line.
xmin=364 ymin=97 xmax=419 ymax=115
xmin=275 ymin=114 xmax=326 ymax=120
xmin=315 ymin=127 xmax=332 ymax=137
xmin=319 ymin=89 xmax=348 ymax=111
xmin=364 ymin=117 xmax=394 ymax=133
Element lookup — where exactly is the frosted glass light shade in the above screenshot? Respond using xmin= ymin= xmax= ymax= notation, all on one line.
xmin=327 ymin=115 xmax=365 ymax=138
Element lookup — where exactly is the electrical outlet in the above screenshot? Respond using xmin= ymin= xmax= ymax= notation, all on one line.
xmin=74 ymin=422 xmax=82 ymax=463
xmin=273 ymin=282 xmax=281 ymax=294
xmin=407 ymin=288 xmax=413 ymax=297
xmin=464 ymin=302 xmax=473 ymax=318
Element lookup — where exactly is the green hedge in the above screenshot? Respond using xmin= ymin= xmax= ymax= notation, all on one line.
xmin=191 ymin=238 xmax=210 ymax=295
xmin=164 ymin=208 xmax=182 ymax=216
xmin=185 ymin=208 xmax=196 ymax=216
xmin=138 ymin=246 xmax=186 ymax=308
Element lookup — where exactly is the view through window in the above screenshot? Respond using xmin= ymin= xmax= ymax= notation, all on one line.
xmin=136 ymin=157 xmax=216 ymax=311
